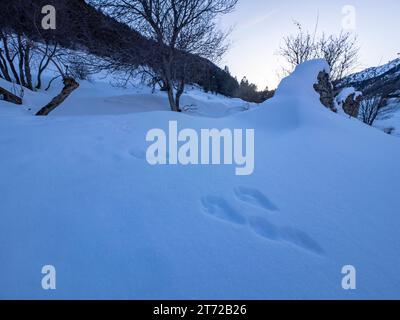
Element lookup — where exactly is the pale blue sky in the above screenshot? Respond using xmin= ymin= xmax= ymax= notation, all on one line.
xmin=219 ymin=0 xmax=400 ymax=89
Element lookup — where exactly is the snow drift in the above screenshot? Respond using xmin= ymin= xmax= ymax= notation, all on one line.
xmin=1 ymin=60 xmax=400 ymax=299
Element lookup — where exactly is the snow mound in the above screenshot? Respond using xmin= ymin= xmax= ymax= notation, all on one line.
xmin=238 ymin=59 xmax=331 ymax=132
xmin=274 ymin=59 xmax=330 ymax=100
xmin=1 ymin=60 xmax=400 ymax=299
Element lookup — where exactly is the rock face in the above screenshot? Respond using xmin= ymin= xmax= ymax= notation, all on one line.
xmin=314 ymin=71 xmax=336 ymax=112
xmin=341 ymin=92 xmax=362 ymax=117
xmin=314 ymin=72 xmax=363 ymax=117
xmin=334 ymin=88 xmax=363 ymax=117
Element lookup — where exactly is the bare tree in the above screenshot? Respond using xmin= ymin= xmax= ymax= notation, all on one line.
xmin=279 ymin=22 xmax=317 ymax=71
xmin=0 ymin=31 xmax=30 ymax=88
xmin=0 ymin=0 xmax=68 ymax=91
xmin=279 ymin=22 xmax=359 ymax=81
xmin=318 ymin=32 xmax=359 ymax=81
xmin=359 ymin=96 xmax=384 ymax=126
xmin=90 ymin=0 xmax=237 ymax=112
xmin=34 ymin=41 xmax=59 ymax=90
xmin=0 ymin=30 xmax=63 ymax=91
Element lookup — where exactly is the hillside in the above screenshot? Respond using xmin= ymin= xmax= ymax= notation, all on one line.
xmin=0 ymin=0 xmax=239 ymax=97
xmin=0 ymin=75 xmax=252 ymax=117
xmin=336 ymin=58 xmax=400 ymax=136
xmin=1 ymin=60 xmax=400 ymax=299
xmin=337 ymin=58 xmax=400 ymax=98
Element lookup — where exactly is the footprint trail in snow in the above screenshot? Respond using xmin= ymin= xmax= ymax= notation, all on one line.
xmin=201 ymin=186 xmax=324 ymax=256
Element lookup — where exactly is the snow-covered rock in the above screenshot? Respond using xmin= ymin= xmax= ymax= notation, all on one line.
xmin=335 ymin=87 xmax=363 ymax=117
xmin=339 ymin=58 xmax=400 ymax=85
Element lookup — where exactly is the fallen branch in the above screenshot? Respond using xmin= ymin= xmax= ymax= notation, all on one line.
xmin=36 ymin=77 xmax=79 ymax=116
xmin=0 ymin=85 xmax=23 ymax=105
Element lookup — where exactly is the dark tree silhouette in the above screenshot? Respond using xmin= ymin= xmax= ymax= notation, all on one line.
xmin=90 ymin=0 xmax=238 ymax=111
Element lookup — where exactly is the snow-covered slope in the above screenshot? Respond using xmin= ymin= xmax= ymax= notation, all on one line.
xmin=0 ymin=76 xmax=252 ymax=118
xmin=339 ymin=58 xmax=400 ymax=85
xmin=1 ymin=60 xmax=400 ymax=299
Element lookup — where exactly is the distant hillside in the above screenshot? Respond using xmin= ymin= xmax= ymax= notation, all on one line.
xmin=336 ymin=58 xmax=400 ymax=98
xmin=0 ymin=0 xmax=239 ymax=97
xmin=335 ymin=58 xmax=400 ymax=136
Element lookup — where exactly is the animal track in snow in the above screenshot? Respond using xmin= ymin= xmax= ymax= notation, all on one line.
xmin=279 ymin=226 xmax=324 ymax=255
xmin=201 ymin=188 xmax=324 ymax=255
xmin=234 ymin=186 xmax=278 ymax=212
xmin=201 ymin=196 xmax=247 ymax=226
xmin=247 ymin=216 xmax=281 ymax=241
xmin=248 ymin=216 xmax=324 ymax=255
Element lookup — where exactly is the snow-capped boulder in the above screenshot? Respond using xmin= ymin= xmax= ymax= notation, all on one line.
xmin=313 ymin=70 xmax=335 ymax=112
xmin=335 ymin=87 xmax=363 ymax=117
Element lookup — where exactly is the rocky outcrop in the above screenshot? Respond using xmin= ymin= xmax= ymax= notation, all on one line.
xmin=314 ymin=71 xmax=363 ymax=118
xmin=341 ymin=92 xmax=362 ymax=117
xmin=313 ymin=71 xmax=336 ymax=112
xmin=334 ymin=87 xmax=363 ymax=117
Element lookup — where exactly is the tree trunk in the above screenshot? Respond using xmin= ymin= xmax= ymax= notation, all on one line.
xmin=1 ymin=34 xmax=21 ymax=85
xmin=159 ymin=81 xmax=169 ymax=92
xmin=36 ymin=60 xmax=50 ymax=90
xmin=175 ymin=79 xmax=185 ymax=111
xmin=17 ymin=35 xmax=27 ymax=88
xmin=162 ymin=57 xmax=181 ymax=112
xmin=0 ymin=85 xmax=23 ymax=105
xmin=0 ymin=52 xmax=12 ymax=81
xmin=36 ymin=77 xmax=79 ymax=116
xmin=36 ymin=43 xmax=55 ymax=90
xmin=35 ymin=70 xmax=43 ymax=90
xmin=166 ymin=86 xmax=179 ymax=112
xmin=23 ymin=43 xmax=33 ymax=90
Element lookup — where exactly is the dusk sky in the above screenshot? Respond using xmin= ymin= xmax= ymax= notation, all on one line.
xmin=220 ymin=0 xmax=400 ymax=89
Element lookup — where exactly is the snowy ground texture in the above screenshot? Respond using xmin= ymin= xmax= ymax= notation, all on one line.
xmin=1 ymin=60 xmax=400 ymax=299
